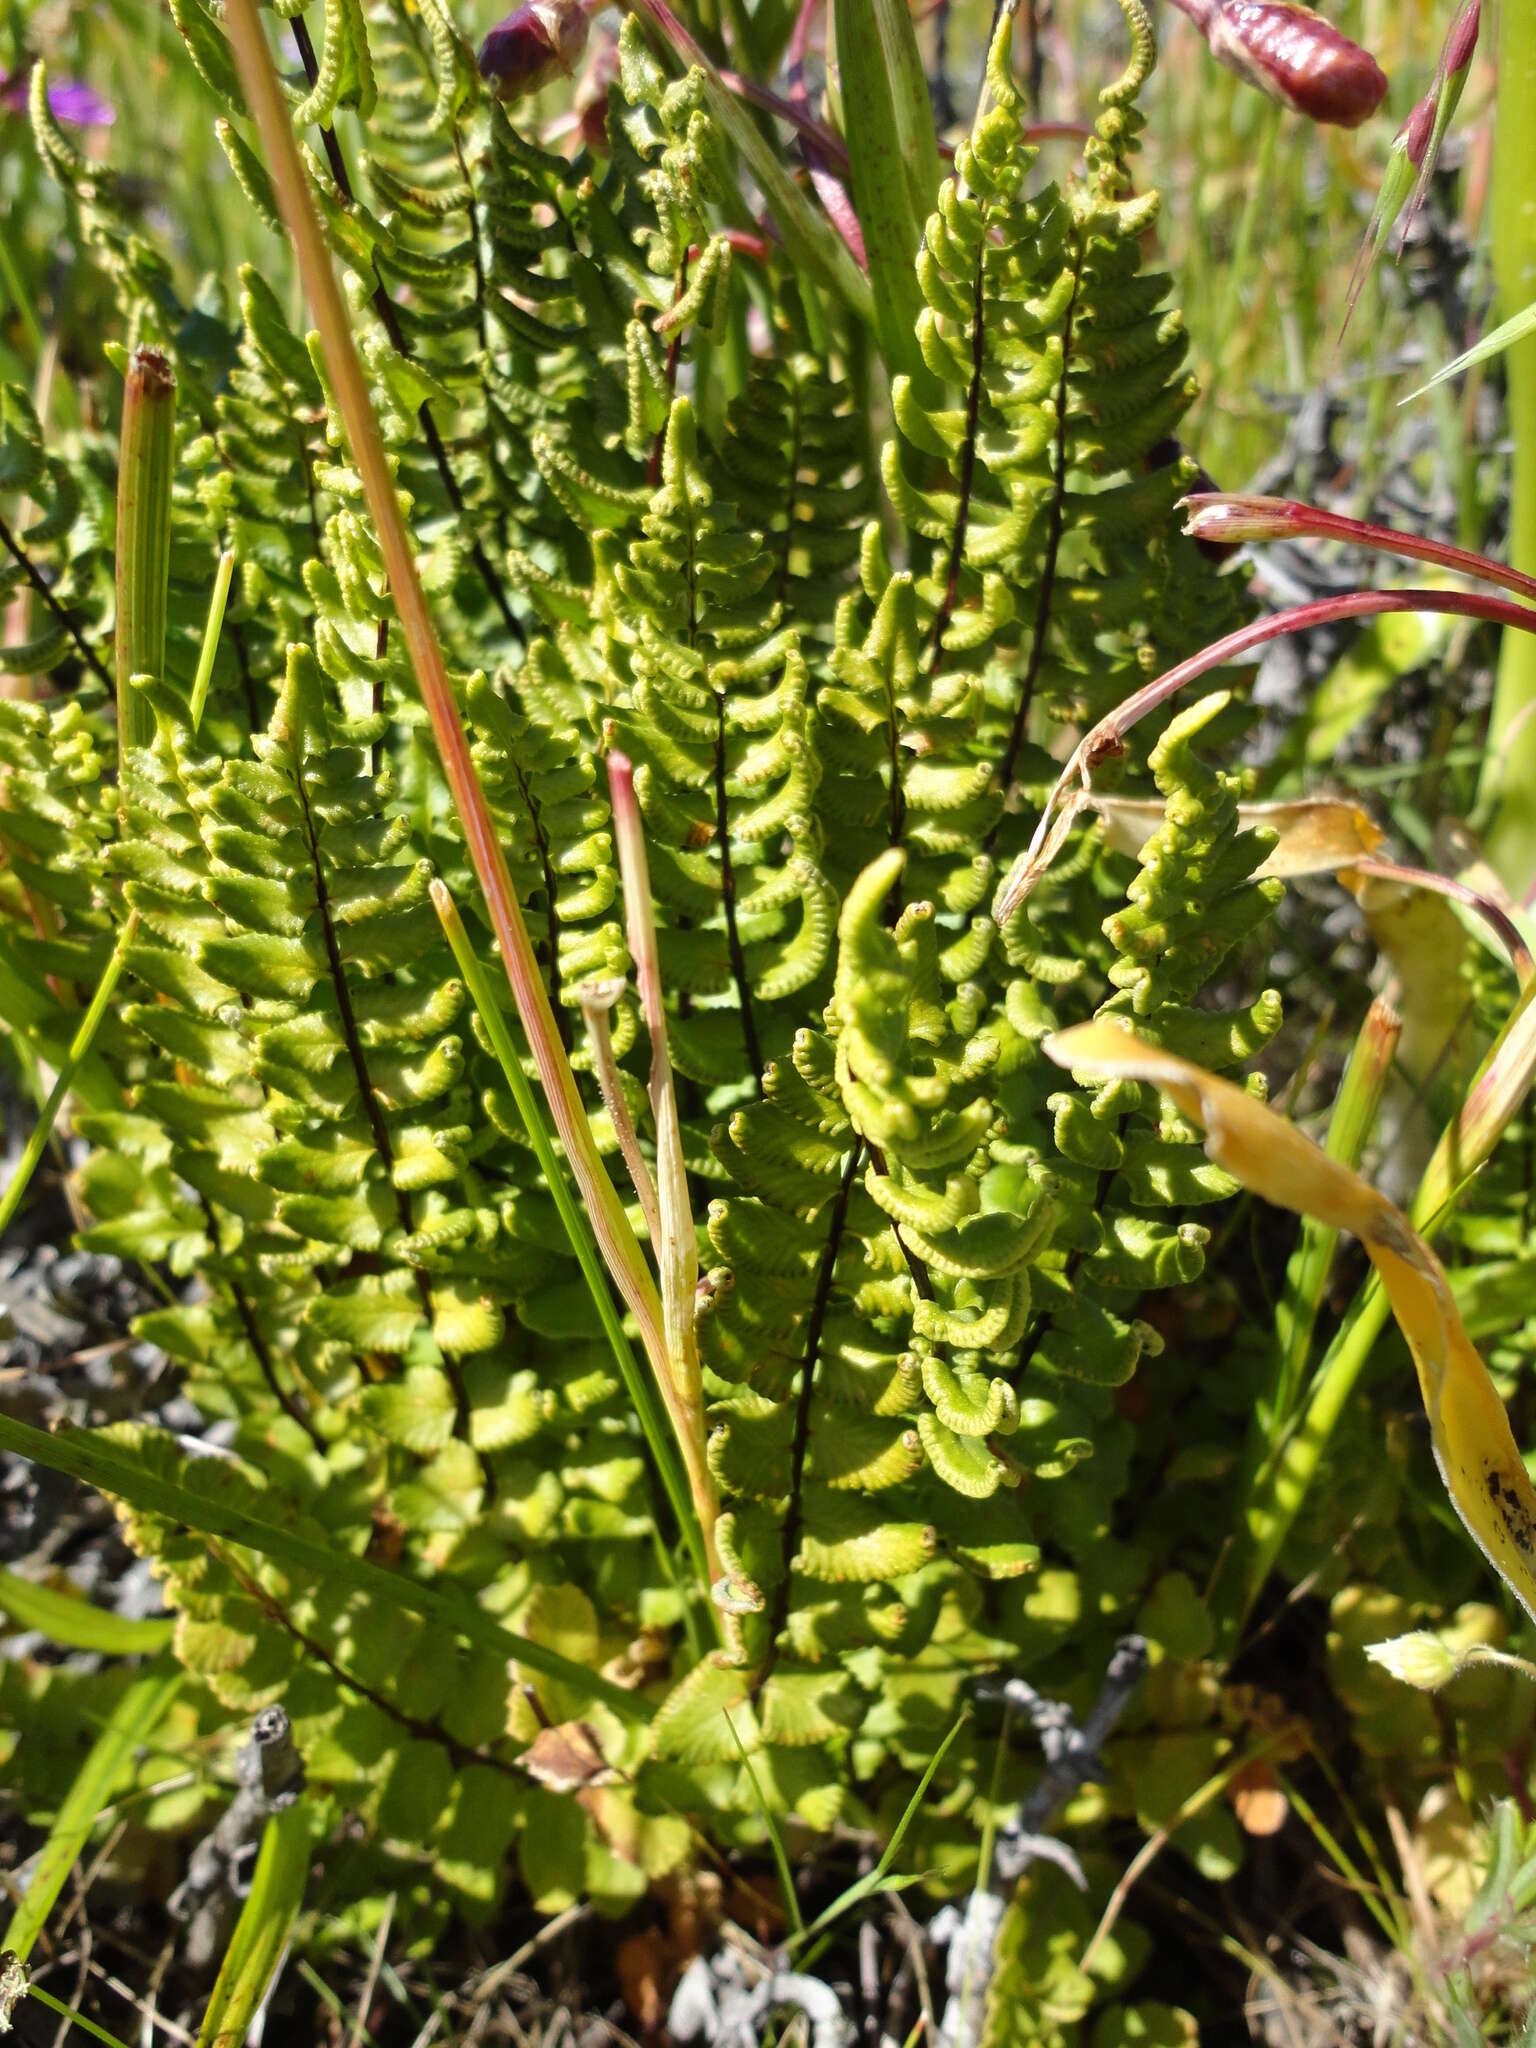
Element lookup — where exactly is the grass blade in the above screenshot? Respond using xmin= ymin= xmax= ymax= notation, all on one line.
xmin=25 ymin=1984 xmax=136 ymax=2048
xmin=0 ymin=1413 xmax=653 ymax=1721
xmin=1402 ymin=296 xmax=1536 ymax=404
xmin=0 ymin=1566 xmax=174 ymax=1655
xmin=1050 ymin=1021 xmax=1536 ymax=1636
xmin=1 ymin=1656 xmax=183 ymax=1963
xmin=831 ymin=0 xmax=941 ymax=401
xmin=793 ymin=1712 xmax=967 ymax=1948
xmin=0 ymin=911 xmax=138 ymax=1243
xmin=188 ymin=547 xmax=236 ymax=732
xmin=606 ymin=758 xmax=720 ymax=1586
xmin=195 ymin=1800 xmax=310 ymax=2048
xmin=1270 ymin=994 xmax=1401 ymax=1422
xmin=724 ymin=1711 xmax=804 ymax=1937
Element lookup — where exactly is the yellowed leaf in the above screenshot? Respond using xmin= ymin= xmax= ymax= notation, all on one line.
xmin=1094 ymin=793 xmax=1386 ymax=880
xmin=1045 ymin=1019 xmax=1536 ymax=1628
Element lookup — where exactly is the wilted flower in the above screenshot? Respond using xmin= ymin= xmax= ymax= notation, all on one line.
xmin=1364 ymin=1631 xmax=1462 ymax=1691
xmin=0 ymin=63 xmax=113 ymax=126
xmin=478 ymin=0 xmax=590 ymax=105
xmin=1173 ymin=0 xmax=1387 ymax=128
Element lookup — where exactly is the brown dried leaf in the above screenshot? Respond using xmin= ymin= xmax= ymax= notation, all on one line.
xmin=520 ymin=1720 xmax=619 ymax=1792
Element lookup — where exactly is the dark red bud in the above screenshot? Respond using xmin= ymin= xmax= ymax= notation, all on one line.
xmin=479 ymin=0 xmax=588 ymax=104
xmin=1442 ymin=0 xmax=1480 ymax=80
xmin=1204 ymin=1 xmax=1388 ymax=127
xmin=1402 ymin=91 xmax=1436 ymax=168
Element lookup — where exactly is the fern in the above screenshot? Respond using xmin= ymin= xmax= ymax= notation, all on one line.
xmin=0 ymin=0 xmax=1284 ymax=1969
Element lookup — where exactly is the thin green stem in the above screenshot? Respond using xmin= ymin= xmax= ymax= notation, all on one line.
xmin=725 ymin=1711 xmax=805 ymax=1936
xmin=606 ymin=754 xmax=721 ymax=1587
xmin=1480 ymin=1 xmax=1536 ymax=891
xmin=0 ymin=914 xmax=138 ymax=1243
xmin=188 ymin=548 xmax=236 ymax=732
xmin=431 ymin=880 xmax=712 ymax=1613
xmin=1271 ymin=995 xmax=1399 ymax=1423
xmin=1 ymin=1657 xmax=183 ymax=1964
xmin=26 ymin=1985 xmax=137 ymax=2048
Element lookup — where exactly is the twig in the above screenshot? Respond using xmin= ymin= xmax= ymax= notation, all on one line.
xmin=0 ymin=511 xmax=113 ymax=692
xmin=347 ymin=1895 xmax=394 ymax=2048
xmin=670 ymin=1948 xmax=855 ymax=2048
xmin=168 ymin=1708 xmax=305 ymax=1973
xmin=935 ymin=1637 xmax=1149 ymax=2048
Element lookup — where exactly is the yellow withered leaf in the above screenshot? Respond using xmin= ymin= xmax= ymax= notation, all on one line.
xmin=1093 ymin=793 xmax=1386 ymax=881
xmin=1045 ymin=1019 xmax=1536 ymax=1627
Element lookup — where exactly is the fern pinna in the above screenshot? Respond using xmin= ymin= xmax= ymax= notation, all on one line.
xmin=2 ymin=0 xmax=1273 ymax=1971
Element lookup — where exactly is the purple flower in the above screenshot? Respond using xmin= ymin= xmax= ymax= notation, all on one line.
xmin=0 ymin=64 xmax=115 ymax=126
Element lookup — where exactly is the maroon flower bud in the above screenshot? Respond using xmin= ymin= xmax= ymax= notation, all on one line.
xmin=1401 ymin=91 xmax=1436 ymax=168
xmin=1440 ymin=0 xmax=1481 ymax=84
xmin=1175 ymin=0 xmax=1387 ymax=128
xmin=478 ymin=0 xmax=589 ymax=104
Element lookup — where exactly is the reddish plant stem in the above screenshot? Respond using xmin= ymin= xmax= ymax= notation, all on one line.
xmin=998 ymin=587 xmax=1536 ymax=920
xmin=1351 ymin=857 xmax=1534 ymax=987
xmin=1184 ymin=493 xmax=1536 ymax=605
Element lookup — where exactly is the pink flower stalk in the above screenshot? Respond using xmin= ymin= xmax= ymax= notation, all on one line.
xmin=1172 ymin=0 xmax=1387 ymax=127
xmin=479 ymin=0 xmax=590 ymax=103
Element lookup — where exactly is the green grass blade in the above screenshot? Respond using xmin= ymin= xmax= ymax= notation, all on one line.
xmin=188 ymin=547 xmax=236 ymax=732
xmin=1 ymin=1656 xmax=183 ymax=1963
xmin=831 ymin=0 xmax=941 ymax=402
xmin=724 ymin=1711 xmax=805 ymax=1937
xmin=0 ymin=1566 xmax=175 ymax=1655
xmin=432 ymin=880 xmax=710 ymax=1605
xmin=1403 ymin=296 xmax=1536 ymax=404
xmin=195 ymin=1800 xmax=310 ymax=2048
xmin=0 ymin=911 xmax=138 ymax=1243
xmin=871 ymin=1709 xmax=967 ymax=1883
xmin=0 ymin=1413 xmax=652 ymax=1722
xmin=1271 ymin=995 xmax=1399 ymax=1422
xmin=793 ymin=1713 xmax=967 ymax=1948
xmin=25 ymin=1984 xmax=136 ymax=2048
